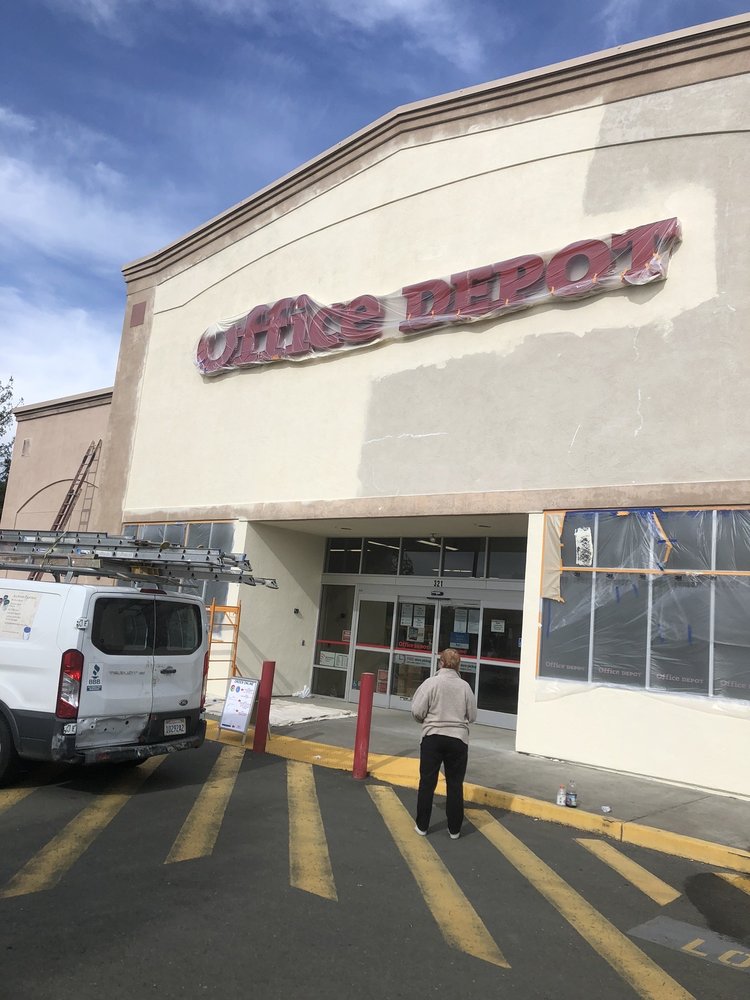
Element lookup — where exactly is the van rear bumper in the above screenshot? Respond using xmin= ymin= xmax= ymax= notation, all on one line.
xmin=13 ymin=711 xmax=206 ymax=765
xmin=76 ymin=722 xmax=207 ymax=765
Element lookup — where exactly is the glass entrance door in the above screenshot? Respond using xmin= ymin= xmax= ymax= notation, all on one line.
xmin=348 ymin=593 xmax=521 ymax=728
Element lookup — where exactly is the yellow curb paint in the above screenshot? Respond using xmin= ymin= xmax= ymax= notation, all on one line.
xmin=287 ymin=761 xmax=337 ymax=901
xmin=468 ymin=810 xmax=694 ymax=1000
xmin=717 ymin=872 xmax=750 ymax=896
xmin=166 ymin=745 xmax=245 ymax=864
xmin=204 ymin=724 xmax=750 ymax=875
xmin=621 ymin=823 xmax=750 ymax=876
xmin=0 ymin=757 xmax=163 ymax=898
xmin=576 ymin=838 xmax=681 ymax=906
xmin=368 ymin=785 xmax=509 ymax=969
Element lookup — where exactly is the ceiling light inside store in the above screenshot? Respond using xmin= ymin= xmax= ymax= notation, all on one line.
xmin=368 ymin=541 xmax=400 ymax=550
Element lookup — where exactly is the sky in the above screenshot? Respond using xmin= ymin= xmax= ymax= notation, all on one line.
xmin=0 ymin=0 xmax=747 ymax=418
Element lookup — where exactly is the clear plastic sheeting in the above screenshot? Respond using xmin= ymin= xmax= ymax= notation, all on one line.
xmin=195 ymin=218 xmax=681 ymax=376
xmin=538 ymin=507 xmax=750 ymax=709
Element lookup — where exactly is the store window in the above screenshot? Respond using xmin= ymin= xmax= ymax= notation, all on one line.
xmin=122 ymin=520 xmax=233 ymax=605
xmin=362 ymin=538 xmax=400 ymax=574
xmin=400 ymin=538 xmax=441 ymax=577
xmin=539 ymin=508 xmax=750 ymax=703
xmin=312 ymin=584 xmax=354 ymax=698
xmin=442 ymin=537 xmax=485 ymax=578
xmin=325 ymin=538 xmax=362 ymax=573
xmin=488 ymin=538 xmax=527 ymax=579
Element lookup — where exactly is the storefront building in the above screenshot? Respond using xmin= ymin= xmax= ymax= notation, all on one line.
xmin=9 ymin=17 xmax=748 ymax=795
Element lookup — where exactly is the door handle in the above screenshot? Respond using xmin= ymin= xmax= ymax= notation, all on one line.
xmin=160 ymin=667 xmax=177 ymax=674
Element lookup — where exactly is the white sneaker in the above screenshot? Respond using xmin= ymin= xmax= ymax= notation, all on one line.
xmin=414 ymin=825 xmax=428 ymax=836
xmin=449 ymin=831 xmax=460 ymax=840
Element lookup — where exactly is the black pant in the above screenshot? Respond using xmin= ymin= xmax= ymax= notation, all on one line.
xmin=416 ymin=734 xmax=468 ymax=835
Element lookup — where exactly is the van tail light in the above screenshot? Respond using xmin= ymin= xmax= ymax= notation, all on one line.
xmin=57 ymin=649 xmax=84 ymax=719
xmin=200 ymin=651 xmax=210 ymax=712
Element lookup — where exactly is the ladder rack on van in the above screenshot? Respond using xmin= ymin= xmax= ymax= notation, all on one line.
xmin=0 ymin=529 xmax=279 ymax=590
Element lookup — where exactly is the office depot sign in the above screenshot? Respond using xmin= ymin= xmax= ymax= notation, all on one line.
xmin=195 ymin=218 xmax=680 ymax=376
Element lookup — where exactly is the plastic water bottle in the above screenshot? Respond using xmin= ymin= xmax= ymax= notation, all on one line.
xmin=556 ymin=784 xmax=566 ymax=806
xmin=566 ymin=779 xmax=578 ymax=808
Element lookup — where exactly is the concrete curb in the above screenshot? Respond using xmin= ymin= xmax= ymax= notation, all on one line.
xmin=205 ymin=720 xmax=750 ymax=875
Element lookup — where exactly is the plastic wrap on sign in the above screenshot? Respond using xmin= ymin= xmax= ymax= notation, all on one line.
xmin=538 ymin=507 xmax=750 ymax=710
xmin=195 ymin=218 xmax=681 ymax=376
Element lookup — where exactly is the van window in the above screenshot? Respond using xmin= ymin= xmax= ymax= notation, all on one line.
xmin=155 ymin=601 xmax=202 ymax=656
xmin=92 ymin=598 xmax=154 ymax=655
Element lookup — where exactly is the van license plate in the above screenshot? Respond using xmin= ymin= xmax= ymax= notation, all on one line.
xmin=164 ymin=718 xmax=186 ymax=736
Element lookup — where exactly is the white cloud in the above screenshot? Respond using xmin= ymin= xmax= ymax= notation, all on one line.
xmin=45 ymin=0 xmax=491 ymax=71
xmin=0 ymin=155 xmax=178 ymax=268
xmin=0 ymin=107 xmax=36 ymax=133
xmin=0 ymin=286 xmax=118 ymax=409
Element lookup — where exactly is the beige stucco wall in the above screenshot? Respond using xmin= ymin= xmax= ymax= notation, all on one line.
xmin=1 ymin=390 xmax=112 ymax=531
xmin=517 ymin=513 xmax=750 ymax=797
xmin=121 ymin=72 xmax=749 ymax=519
xmin=230 ymin=523 xmax=326 ymax=695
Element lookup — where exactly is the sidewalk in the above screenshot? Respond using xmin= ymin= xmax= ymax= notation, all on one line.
xmin=204 ymin=695 xmax=750 ymax=874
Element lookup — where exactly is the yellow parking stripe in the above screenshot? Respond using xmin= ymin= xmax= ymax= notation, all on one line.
xmin=717 ymin=872 xmax=750 ymax=896
xmin=467 ymin=810 xmax=693 ymax=999
xmin=287 ymin=761 xmax=337 ymax=901
xmin=577 ymin=838 xmax=681 ymax=906
xmin=0 ymin=765 xmax=62 ymax=817
xmin=166 ymin=745 xmax=244 ymax=864
xmin=369 ymin=786 xmax=509 ymax=968
xmin=0 ymin=786 xmax=37 ymax=817
xmin=0 ymin=757 xmax=163 ymax=898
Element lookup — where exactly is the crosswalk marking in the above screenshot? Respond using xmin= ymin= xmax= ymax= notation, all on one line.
xmin=717 ymin=872 xmax=750 ymax=896
xmin=0 ymin=757 xmax=163 ymax=899
xmin=166 ymin=745 xmax=244 ymax=864
xmin=369 ymin=785 xmax=509 ymax=969
xmin=577 ymin=838 xmax=681 ymax=906
xmin=287 ymin=761 xmax=337 ymax=901
xmin=467 ymin=809 xmax=694 ymax=999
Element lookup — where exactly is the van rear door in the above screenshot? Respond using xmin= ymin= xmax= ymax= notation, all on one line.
xmin=149 ymin=597 xmax=205 ymax=741
xmin=77 ymin=593 xmax=155 ymax=749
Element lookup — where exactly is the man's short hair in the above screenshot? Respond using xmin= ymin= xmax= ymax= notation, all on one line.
xmin=439 ymin=648 xmax=461 ymax=671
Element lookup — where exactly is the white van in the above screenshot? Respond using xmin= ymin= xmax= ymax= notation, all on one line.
xmin=0 ymin=580 xmax=209 ymax=785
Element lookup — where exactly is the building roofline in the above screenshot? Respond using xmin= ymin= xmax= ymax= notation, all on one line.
xmin=121 ymin=14 xmax=750 ymax=284
xmin=14 ymin=387 xmax=114 ymax=421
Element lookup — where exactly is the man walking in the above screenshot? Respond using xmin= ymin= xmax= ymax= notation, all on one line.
xmin=411 ymin=648 xmax=477 ymax=839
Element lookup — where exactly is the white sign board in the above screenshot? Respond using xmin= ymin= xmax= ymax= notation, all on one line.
xmin=0 ymin=591 xmax=40 ymax=641
xmin=220 ymin=677 xmax=260 ymax=739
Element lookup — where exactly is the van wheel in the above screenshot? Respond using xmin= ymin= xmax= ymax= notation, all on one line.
xmin=0 ymin=716 xmax=20 ymax=787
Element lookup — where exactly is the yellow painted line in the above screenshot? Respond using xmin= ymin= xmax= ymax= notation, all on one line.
xmin=165 ymin=745 xmax=245 ymax=864
xmin=0 ymin=765 xmax=62 ymax=817
xmin=287 ymin=761 xmax=337 ymax=901
xmin=577 ymin=838 xmax=681 ymax=906
xmin=0 ymin=757 xmax=163 ymax=898
xmin=621 ymin=823 xmax=750 ymax=876
xmin=0 ymin=786 xmax=37 ymax=817
xmin=205 ymin=721 xmax=750 ymax=875
xmin=368 ymin=785 xmax=509 ymax=969
xmin=467 ymin=810 xmax=694 ymax=999
xmin=717 ymin=872 xmax=750 ymax=896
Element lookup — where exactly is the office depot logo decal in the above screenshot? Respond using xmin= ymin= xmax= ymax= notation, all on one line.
xmin=195 ymin=218 xmax=680 ymax=376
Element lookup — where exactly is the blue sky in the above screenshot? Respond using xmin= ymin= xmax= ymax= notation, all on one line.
xmin=1 ymin=0 xmax=747 ymax=411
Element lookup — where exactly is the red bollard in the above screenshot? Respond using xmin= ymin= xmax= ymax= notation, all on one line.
xmin=352 ymin=672 xmax=375 ymax=780
xmin=252 ymin=660 xmax=276 ymax=754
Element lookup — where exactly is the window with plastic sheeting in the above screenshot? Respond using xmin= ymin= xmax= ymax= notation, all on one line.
xmin=714 ymin=577 xmax=750 ymax=701
xmin=539 ymin=572 xmax=592 ymax=681
xmin=591 ymin=575 xmax=648 ymax=687
xmin=539 ymin=508 xmax=750 ymax=704
xmin=650 ymin=577 xmax=710 ymax=695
